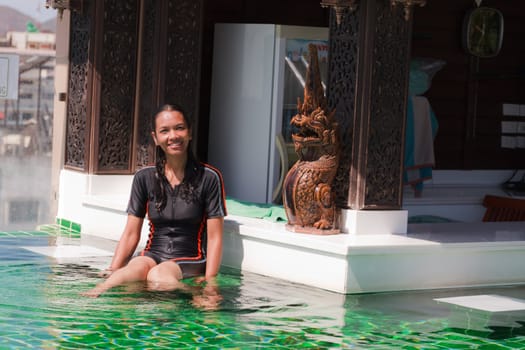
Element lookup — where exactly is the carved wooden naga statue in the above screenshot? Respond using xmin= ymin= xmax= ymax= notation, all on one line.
xmin=283 ymin=43 xmax=340 ymax=234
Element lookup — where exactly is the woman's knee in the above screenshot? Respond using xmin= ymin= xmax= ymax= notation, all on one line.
xmin=146 ymin=261 xmax=182 ymax=283
xmin=127 ymin=256 xmax=156 ymax=278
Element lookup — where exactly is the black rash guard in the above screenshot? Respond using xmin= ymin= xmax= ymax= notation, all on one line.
xmin=126 ymin=161 xmax=227 ymax=277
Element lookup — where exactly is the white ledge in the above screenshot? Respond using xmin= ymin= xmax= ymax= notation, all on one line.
xmin=82 ymin=195 xmax=128 ymax=213
xmin=403 ymin=185 xmax=507 ymax=205
xmin=222 ymin=215 xmax=525 ymax=294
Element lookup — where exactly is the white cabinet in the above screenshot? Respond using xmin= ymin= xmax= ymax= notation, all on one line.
xmin=208 ymin=23 xmax=328 ymax=203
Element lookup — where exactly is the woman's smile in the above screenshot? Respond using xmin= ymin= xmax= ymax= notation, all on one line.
xmin=167 ymin=140 xmax=184 ymax=151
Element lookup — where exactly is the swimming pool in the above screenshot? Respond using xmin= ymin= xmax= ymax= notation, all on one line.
xmin=1 ymin=231 xmax=525 ymax=349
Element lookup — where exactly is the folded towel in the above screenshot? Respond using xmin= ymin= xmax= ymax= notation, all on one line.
xmin=226 ymin=197 xmax=287 ymax=222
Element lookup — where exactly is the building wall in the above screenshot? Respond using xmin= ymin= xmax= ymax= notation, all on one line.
xmin=199 ymin=0 xmax=525 ymax=172
xmin=412 ymin=0 xmax=525 ymax=169
xmin=7 ymin=32 xmax=56 ymax=50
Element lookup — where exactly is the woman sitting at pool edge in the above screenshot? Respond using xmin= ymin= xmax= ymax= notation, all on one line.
xmin=84 ymin=103 xmax=227 ymax=298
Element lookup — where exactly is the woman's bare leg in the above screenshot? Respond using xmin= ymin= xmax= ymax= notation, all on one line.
xmin=146 ymin=261 xmax=187 ymax=291
xmin=83 ymin=256 xmax=156 ymax=297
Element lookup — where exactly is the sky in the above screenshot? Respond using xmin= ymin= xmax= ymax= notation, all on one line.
xmin=0 ymin=0 xmax=56 ymax=22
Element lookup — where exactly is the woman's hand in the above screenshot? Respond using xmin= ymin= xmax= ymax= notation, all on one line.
xmin=192 ymin=277 xmax=222 ymax=310
xmin=98 ymin=268 xmax=114 ymax=278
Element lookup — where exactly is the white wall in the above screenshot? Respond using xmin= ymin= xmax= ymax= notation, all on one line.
xmin=57 ymin=170 xmax=149 ymax=244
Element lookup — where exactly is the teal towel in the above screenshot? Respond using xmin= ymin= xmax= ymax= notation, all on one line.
xmin=226 ymin=197 xmax=287 ymax=222
xmin=408 ymin=215 xmax=457 ymax=224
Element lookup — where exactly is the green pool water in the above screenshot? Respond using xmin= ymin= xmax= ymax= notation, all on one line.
xmin=1 ymin=232 xmax=525 ymax=349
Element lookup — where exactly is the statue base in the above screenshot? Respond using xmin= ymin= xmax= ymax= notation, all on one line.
xmin=341 ymin=209 xmax=408 ymax=235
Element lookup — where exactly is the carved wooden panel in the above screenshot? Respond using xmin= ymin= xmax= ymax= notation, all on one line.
xmin=164 ymin=0 xmax=203 ymax=129
xmin=96 ymin=0 xmax=139 ymax=172
xmin=65 ymin=0 xmax=203 ymax=173
xmin=326 ymin=1 xmax=410 ymax=210
xmin=326 ymin=8 xmax=359 ymax=209
xmin=65 ymin=0 xmax=92 ymax=170
xmin=364 ymin=2 xmax=409 ymax=208
xmin=135 ymin=0 xmax=159 ymax=168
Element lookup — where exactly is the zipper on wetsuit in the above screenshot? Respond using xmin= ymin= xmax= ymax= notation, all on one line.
xmin=172 ymin=186 xmax=178 ymax=219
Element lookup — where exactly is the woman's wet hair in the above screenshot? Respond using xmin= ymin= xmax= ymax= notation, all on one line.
xmin=152 ymin=104 xmax=203 ymax=212
xmin=150 ymin=103 xmax=191 ymax=131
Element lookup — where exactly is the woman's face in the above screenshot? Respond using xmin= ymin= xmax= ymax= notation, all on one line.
xmin=151 ymin=110 xmax=192 ymax=157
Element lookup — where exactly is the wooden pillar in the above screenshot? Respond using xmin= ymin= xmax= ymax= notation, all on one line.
xmin=327 ymin=0 xmax=413 ymax=211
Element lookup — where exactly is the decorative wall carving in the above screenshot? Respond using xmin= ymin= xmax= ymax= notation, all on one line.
xmin=65 ymin=0 xmax=91 ymax=170
xmin=326 ymin=0 xmax=410 ymax=210
xmin=164 ymin=0 xmax=203 ymax=129
xmin=326 ymin=6 xmax=359 ymax=209
xmin=364 ymin=2 xmax=409 ymax=208
xmin=135 ymin=0 xmax=158 ymax=168
xmin=96 ymin=1 xmax=139 ymax=171
xmin=66 ymin=0 xmax=202 ymax=173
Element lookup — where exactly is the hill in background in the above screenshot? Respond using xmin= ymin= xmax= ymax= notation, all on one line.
xmin=0 ymin=6 xmax=56 ymax=35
